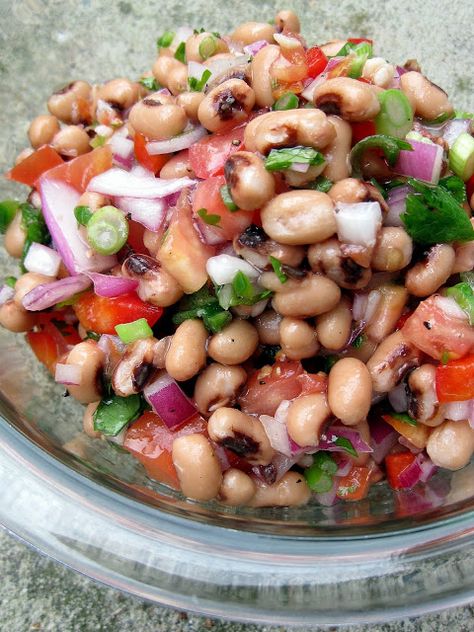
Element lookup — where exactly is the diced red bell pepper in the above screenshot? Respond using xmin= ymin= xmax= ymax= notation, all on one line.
xmin=385 ymin=452 xmax=417 ymax=490
xmin=336 ymin=465 xmax=371 ymax=501
xmin=435 ymin=355 xmax=474 ymax=403
xmin=348 ymin=38 xmax=374 ymax=45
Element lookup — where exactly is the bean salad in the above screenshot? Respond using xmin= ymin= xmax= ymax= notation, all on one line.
xmin=2 ymin=9 xmax=474 ymax=508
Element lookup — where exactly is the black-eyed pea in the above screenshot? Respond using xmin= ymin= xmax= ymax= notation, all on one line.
xmin=97 ymin=78 xmax=140 ymax=110
xmin=408 ymin=364 xmax=445 ymax=427
xmin=194 ymin=363 xmax=247 ymax=415
xmin=160 ymin=150 xmax=195 ymax=179
xmin=208 ymin=319 xmax=258 ymax=365
xmin=52 ymin=125 xmax=91 ymax=157
xmin=274 ymin=9 xmax=300 ymax=32
xmin=314 ymin=78 xmax=380 ymax=121
xmin=0 ymin=301 xmax=36 ymax=332
xmin=219 ymin=468 xmax=256 ymax=506
xmin=244 ymin=109 xmax=336 ymax=154
xmin=328 ymin=358 xmax=372 ymax=425
xmin=253 ymin=310 xmax=282 ymax=345
xmin=405 ymin=244 xmax=455 ymax=297
xmin=453 ymin=220 xmax=474 ymax=273
xmin=122 ymin=254 xmax=184 ymax=307
xmin=365 ymin=285 xmax=408 ymax=343
xmin=76 ymin=192 xmax=110 ymax=212
xmin=249 ymin=471 xmax=311 ymax=507
xmin=287 ymin=393 xmax=330 ymax=447
xmin=172 ymin=433 xmax=222 ymax=501
xmin=47 ymin=80 xmax=92 ymax=124
xmin=4 ymin=213 xmax=27 ymax=258
xmin=329 ymin=178 xmax=370 ymax=204
xmin=28 ymin=114 xmax=60 ymax=149
xmin=129 ymin=95 xmax=187 ymax=140
xmin=166 ymin=319 xmax=208 ymax=381
xmin=372 ymin=227 xmax=413 ymax=272
xmin=323 ymin=115 xmax=352 ymax=182
xmin=270 ymin=274 xmax=341 ymax=318
xmin=152 ymin=56 xmax=187 ymax=90
xmin=279 ymin=317 xmax=319 ymax=360
xmin=366 ymin=330 xmax=421 ymax=393
xmin=224 ymin=151 xmax=275 ymax=211
xmin=167 ymin=64 xmax=189 ymax=95
xmin=66 ymin=340 xmax=105 ymax=404
xmin=315 ymin=296 xmax=352 ymax=351
xmin=261 ymin=190 xmax=336 ymax=245
xmin=176 ymin=91 xmax=205 ymax=121
xmin=250 ymin=45 xmax=281 ymax=107
xmin=185 ymin=32 xmax=229 ymax=63
xmin=234 ymin=226 xmax=305 ymax=269
xmin=143 ymin=228 xmax=162 ymax=256
xmin=400 ymin=71 xmax=453 ymax=120
xmin=197 ymin=79 xmax=255 ymax=133
xmin=112 ymin=338 xmax=162 ymax=396
xmin=83 ymin=402 xmax=101 ymax=439
xmin=308 ymin=238 xmax=372 ymax=290
xmin=427 ymin=420 xmax=474 ymax=470
xmin=13 ymin=272 xmax=56 ymax=308
xmin=231 ymin=21 xmax=276 ymax=45
xmin=208 ymin=407 xmax=275 ymax=465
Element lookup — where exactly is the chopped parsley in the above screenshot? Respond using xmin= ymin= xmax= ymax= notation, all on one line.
xmin=74 ymin=205 xmax=93 ymax=226
xmin=20 ymin=202 xmax=50 ymax=271
xmin=220 ymin=185 xmax=239 ymax=211
xmin=0 ymin=200 xmax=19 ymax=233
xmin=308 ymin=175 xmax=333 ymax=193
xmin=445 ymin=281 xmax=474 ymax=324
xmin=4 ymin=276 xmax=16 ymax=288
xmin=334 ymin=436 xmax=358 ymax=457
xmin=438 ymin=175 xmax=467 ymax=204
xmin=264 ymin=146 xmax=325 ymax=172
xmin=351 ymin=334 xmax=365 ymax=349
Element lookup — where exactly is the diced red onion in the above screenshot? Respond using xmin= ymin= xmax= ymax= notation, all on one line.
xmin=39 ymin=177 xmax=117 ymax=274
xmin=115 ymin=196 xmax=167 ymax=231
xmin=335 ymin=202 xmax=382 ymax=248
xmin=385 ymin=185 xmax=413 ymax=227
xmin=143 ymin=372 xmax=197 ymax=429
xmin=352 ymin=290 xmax=381 ymax=325
xmin=319 ymin=425 xmax=373 ymax=454
xmin=398 ymin=436 xmax=423 ymax=454
xmin=88 ymin=168 xmax=196 ymax=198
xmin=22 ymin=274 xmax=91 ymax=311
xmin=444 ymin=400 xmax=472 ymax=421
xmin=434 ymin=295 xmax=468 ymax=320
xmin=98 ymin=333 xmax=125 ymax=356
xmin=96 ymin=99 xmax=121 ymax=126
xmin=369 ymin=418 xmax=399 ymax=464
xmin=87 ymin=272 xmax=138 ymax=298
xmin=130 ymin=165 xmax=154 ymax=178
xmin=55 ymin=363 xmax=81 ymax=386
xmin=195 ymin=218 xmax=227 ymax=246
xmin=23 ymin=242 xmax=62 ymax=277
xmin=326 ymin=56 xmax=344 ymax=71
xmin=206 ymin=254 xmax=259 ymax=285
xmin=469 ymin=401 xmax=474 ymax=430
xmin=394 ymin=139 xmax=444 ymax=184
xmin=352 ymin=292 xmax=367 ymax=322
xmin=334 ymin=454 xmax=352 ymax=477
xmin=243 ymin=40 xmax=269 ymax=56
xmin=0 ymin=285 xmax=15 ymax=306
xmin=108 ymin=134 xmax=134 ymax=170
xmin=443 ymin=119 xmax=472 ymax=148
xmin=272 ymin=453 xmax=299 ymax=482
xmin=146 ymin=125 xmax=208 ymax=155
xmin=95 ymin=124 xmax=113 ymax=138
xmin=398 ymin=452 xmax=437 ymax=489
xmin=260 ymin=414 xmax=292 ymax=456
xmin=289 ymin=162 xmax=310 ymax=173
xmin=388 ymin=382 xmax=409 ymax=413
xmin=212 ymin=441 xmax=232 ymax=472
xmin=301 ymin=72 xmax=327 ymax=101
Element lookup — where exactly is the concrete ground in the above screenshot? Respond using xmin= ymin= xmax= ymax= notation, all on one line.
xmin=1 ymin=0 xmax=474 ymax=630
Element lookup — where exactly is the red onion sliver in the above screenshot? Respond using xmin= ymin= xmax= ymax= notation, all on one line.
xmin=144 ymin=372 xmax=197 ymax=429
xmin=385 ymin=185 xmax=413 ymax=227
xmin=23 ymin=242 xmax=62 ymax=277
xmin=87 ymin=272 xmax=138 ymax=298
xmin=259 ymin=414 xmax=292 ymax=456
xmin=22 ymin=274 xmax=91 ymax=311
xmin=115 ymin=196 xmax=167 ymax=231
xmin=55 ymin=363 xmax=81 ymax=386
xmin=289 ymin=162 xmax=311 ymax=173
xmin=369 ymin=418 xmax=399 ymax=464
xmin=398 ymin=453 xmax=436 ymax=488
xmin=188 ymin=60 xmax=209 ymax=81
xmin=146 ymin=126 xmax=208 ymax=155
xmin=0 ymin=285 xmax=15 ymax=306
xmin=394 ymin=139 xmax=443 ymax=184
xmin=398 ymin=436 xmax=423 ymax=454
xmin=88 ymin=167 xmax=196 ymax=198
xmin=108 ymin=134 xmax=134 ymax=160
xmin=243 ymin=40 xmax=269 ymax=56
xmin=388 ymin=382 xmax=409 ymax=413
xmin=205 ymin=54 xmax=250 ymax=77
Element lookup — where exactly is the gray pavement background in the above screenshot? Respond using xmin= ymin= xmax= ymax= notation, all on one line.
xmin=1 ymin=0 xmax=474 ymax=630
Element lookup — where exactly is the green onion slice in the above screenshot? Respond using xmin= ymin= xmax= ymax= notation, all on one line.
xmin=115 ymin=318 xmax=153 ymax=344
xmin=86 ymin=205 xmax=129 ymax=255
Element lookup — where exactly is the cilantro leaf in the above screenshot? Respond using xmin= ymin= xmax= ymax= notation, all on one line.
xmin=197 ymin=207 xmax=221 ymax=226
xmin=269 ymin=256 xmax=287 ymax=283
xmin=334 ymin=436 xmax=358 ymax=457
xmin=401 ymin=178 xmax=474 ymax=244
xmin=438 ymin=175 xmax=467 ymax=204
xmin=308 ymin=175 xmax=333 ymax=193
xmin=445 ymin=281 xmax=474 ymax=324
xmin=265 ymin=146 xmax=325 ymax=171
xmin=74 ymin=205 xmax=93 ymax=226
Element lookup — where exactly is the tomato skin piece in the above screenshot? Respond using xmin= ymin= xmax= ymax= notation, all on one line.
xmin=188 ymin=125 xmax=245 ymax=179
xmin=40 ymin=145 xmax=113 ymax=193
xmin=193 ymin=176 xmax=253 ymax=241
xmin=351 ymin=121 xmax=377 ymax=144
xmin=5 ymin=146 xmax=64 ymax=187
xmin=296 ymin=372 xmax=328 ymax=395
xmin=402 ymin=295 xmax=474 ymax=360
xmin=124 ymin=411 xmax=207 ymax=488
xmin=305 ymin=46 xmax=328 ymax=78
xmin=239 ymin=358 xmax=304 ymax=416
xmin=134 ymin=132 xmax=169 ymax=174
xmin=73 ymin=291 xmax=162 ymax=335
xmin=435 ymin=355 xmax=474 ymax=403
xmin=385 ymin=452 xmax=417 ymax=490
xmin=336 ymin=465 xmax=371 ymax=501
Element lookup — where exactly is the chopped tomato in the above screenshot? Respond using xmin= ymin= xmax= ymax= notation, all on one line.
xmin=193 ymin=176 xmax=253 ymax=241
xmin=385 ymin=452 xmax=417 ymax=490
xmin=382 ymin=414 xmax=430 ymax=450
xmin=328 ymin=56 xmax=355 ymax=79
xmin=158 ymin=191 xmax=215 ymax=293
xmin=126 ymin=219 xmax=148 ymax=255
xmin=336 ymin=465 xmax=371 ymax=501
xmin=188 ymin=125 xmax=245 ymax=179
xmin=402 ymin=295 xmax=474 ymax=360
xmin=123 ymin=411 xmax=207 ymax=488
xmin=351 ymin=121 xmax=377 ymax=144
xmin=348 ymin=38 xmax=373 ymax=45
xmin=41 ymin=145 xmax=113 ymax=193
xmin=395 ymin=310 xmax=414 ymax=331
xmin=5 ymin=146 xmax=63 ymax=187
xmin=305 ymin=46 xmax=328 ymax=78
xmin=435 ymin=355 xmax=474 ymax=403
xmin=74 ymin=292 xmax=162 ymax=335
xmin=26 ymin=330 xmax=61 ymax=374
xmin=466 ymin=173 xmax=474 ymax=202
xmin=134 ymin=132 xmax=170 ymax=174
xmin=238 ymin=358 xmax=304 ymax=416
xmin=297 ymin=372 xmax=328 ymax=395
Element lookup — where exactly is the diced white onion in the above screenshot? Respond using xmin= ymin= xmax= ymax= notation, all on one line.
xmin=335 ymin=201 xmax=382 ymax=248
xmin=388 ymin=382 xmax=409 ymax=413
xmin=55 ymin=363 xmax=81 ymax=386
xmin=259 ymin=413 xmax=292 ymax=456
xmin=434 ymin=295 xmax=468 ymax=320
xmin=88 ymin=167 xmax=196 ymax=198
xmin=444 ymin=400 xmax=472 ymax=421
xmin=146 ymin=125 xmax=208 ymax=155
xmin=108 ymin=133 xmax=134 ymax=160
xmin=206 ymin=254 xmax=259 ymax=285
xmin=23 ymin=242 xmax=61 ymax=277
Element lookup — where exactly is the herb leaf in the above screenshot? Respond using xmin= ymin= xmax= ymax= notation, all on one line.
xmin=139 ymin=76 xmax=160 ymax=91
xmin=308 ymin=175 xmax=333 ymax=193
xmin=0 ymin=200 xmax=19 ymax=233
xmin=157 ymin=30 xmax=175 ymax=48
xmin=391 ymin=412 xmax=417 ymax=426
xmin=446 ymin=281 xmax=474 ymax=324
xmin=74 ymin=205 xmax=93 ymax=226
xmin=220 ymin=185 xmax=239 ymax=211
xmin=20 ymin=202 xmax=50 ymax=271
xmin=438 ymin=175 xmax=467 ymax=204
xmin=269 ymin=256 xmax=287 ymax=283
xmin=401 ymin=178 xmax=474 ymax=244
xmin=265 ymin=146 xmax=325 ymax=172
xmin=93 ymin=394 xmax=143 ymax=436
xmin=350 ymin=135 xmax=412 ymax=177
xmin=197 ymin=207 xmax=221 ymax=226
xmin=174 ymin=41 xmax=186 ymax=63
xmin=334 ymin=436 xmax=358 ymax=457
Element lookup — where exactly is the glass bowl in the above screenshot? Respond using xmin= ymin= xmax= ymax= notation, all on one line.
xmin=1 ymin=0 xmax=474 ymax=625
